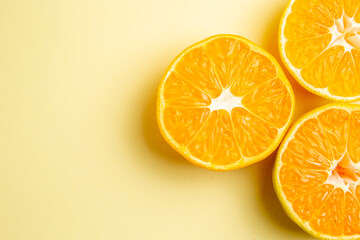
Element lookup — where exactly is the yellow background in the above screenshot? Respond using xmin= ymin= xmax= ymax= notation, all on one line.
xmin=0 ymin=0 xmax=334 ymax=239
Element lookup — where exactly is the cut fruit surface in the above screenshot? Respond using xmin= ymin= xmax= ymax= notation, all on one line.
xmin=274 ymin=103 xmax=360 ymax=239
xmin=157 ymin=34 xmax=295 ymax=171
xmin=280 ymin=0 xmax=360 ymax=101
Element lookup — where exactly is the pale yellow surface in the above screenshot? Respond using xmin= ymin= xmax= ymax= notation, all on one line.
xmin=0 ymin=0 xmax=333 ymax=239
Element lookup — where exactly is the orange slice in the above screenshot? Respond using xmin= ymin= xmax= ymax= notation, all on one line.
xmin=157 ymin=34 xmax=295 ymax=171
xmin=280 ymin=0 xmax=360 ymax=101
xmin=274 ymin=103 xmax=360 ymax=239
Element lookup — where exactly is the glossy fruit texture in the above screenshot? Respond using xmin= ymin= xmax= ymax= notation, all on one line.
xmin=158 ymin=34 xmax=295 ymax=171
xmin=280 ymin=0 xmax=360 ymax=101
xmin=274 ymin=103 xmax=360 ymax=240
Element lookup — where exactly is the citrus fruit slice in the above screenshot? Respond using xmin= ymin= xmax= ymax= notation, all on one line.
xmin=157 ymin=34 xmax=295 ymax=171
xmin=280 ymin=0 xmax=360 ymax=101
xmin=274 ymin=103 xmax=360 ymax=239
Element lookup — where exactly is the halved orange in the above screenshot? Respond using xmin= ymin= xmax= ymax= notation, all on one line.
xmin=280 ymin=0 xmax=360 ymax=101
xmin=157 ymin=34 xmax=295 ymax=171
xmin=274 ymin=103 xmax=360 ymax=239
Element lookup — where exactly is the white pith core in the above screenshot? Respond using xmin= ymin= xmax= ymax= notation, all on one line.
xmin=325 ymin=152 xmax=360 ymax=192
xmin=329 ymin=14 xmax=360 ymax=52
xmin=208 ymin=88 xmax=243 ymax=113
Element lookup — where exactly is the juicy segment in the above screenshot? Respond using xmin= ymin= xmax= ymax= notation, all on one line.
xmin=282 ymin=0 xmax=360 ymax=99
xmin=277 ymin=107 xmax=360 ymax=237
xmin=160 ymin=36 xmax=293 ymax=168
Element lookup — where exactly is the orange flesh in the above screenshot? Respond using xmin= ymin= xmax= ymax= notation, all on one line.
xmin=279 ymin=108 xmax=360 ymax=236
xmin=160 ymin=36 xmax=293 ymax=167
xmin=283 ymin=0 xmax=360 ymax=97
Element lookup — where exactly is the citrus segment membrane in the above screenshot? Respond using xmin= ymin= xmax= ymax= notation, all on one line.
xmin=174 ymin=47 xmax=222 ymax=98
xmin=204 ymin=38 xmax=250 ymax=89
xmin=186 ymin=110 xmax=241 ymax=166
xmin=274 ymin=104 xmax=360 ymax=239
xmin=163 ymin=107 xmax=210 ymax=146
xmin=280 ymin=0 xmax=360 ymax=100
xmin=158 ymin=35 xmax=294 ymax=170
xmin=309 ymin=188 xmax=345 ymax=237
xmin=231 ymin=107 xmax=278 ymax=158
xmin=229 ymin=50 xmax=277 ymax=96
xmin=241 ymin=78 xmax=292 ymax=128
xmin=164 ymin=72 xmax=211 ymax=107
